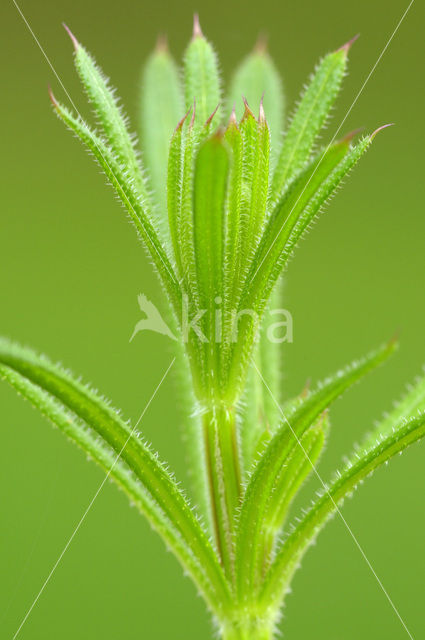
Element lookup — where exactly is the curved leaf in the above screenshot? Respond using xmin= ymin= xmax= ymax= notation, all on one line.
xmin=235 ymin=339 xmax=396 ymax=598
xmin=0 ymin=338 xmax=231 ymax=616
xmin=50 ymin=94 xmax=181 ymax=314
xmin=261 ymin=410 xmax=425 ymax=609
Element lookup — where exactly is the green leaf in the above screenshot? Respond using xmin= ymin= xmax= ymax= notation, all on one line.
xmin=0 ymin=338 xmax=232 ymax=617
xmin=167 ymin=110 xmax=190 ymax=277
xmin=239 ymin=332 xmax=282 ymax=479
xmin=230 ymin=134 xmax=368 ymax=392
xmin=66 ymin=27 xmax=145 ymax=194
xmin=202 ymin=406 xmax=242 ymax=582
xmin=361 ymin=369 xmax=425 ymax=451
xmin=193 ymin=133 xmax=229 ymax=390
xmin=222 ymin=112 xmax=243 ymax=343
xmin=183 ymin=16 xmax=221 ymax=130
xmin=253 ymin=135 xmax=367 ymax=307
xmin=235 ymin=339 xmax=396 ymax=598
xmin=271 ymin=43 xmax=350 ymax=201
xmin=50 ymin=93 xmax=181 ymax=314
xmin=141 ymin=38 xmax=184 ymax=211
xmin=238 ymin=102 xmax=270 ymax=282
xmin=260 ymin=412 xmax=329 ymax=571
xmin=228 ymin=41 xmax=284 ymax=160
xmin=261 ymin=410 xmax=425 ymax=610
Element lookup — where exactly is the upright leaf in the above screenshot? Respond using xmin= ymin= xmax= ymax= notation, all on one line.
xmin=228 ymin=39 xmax=284 ymax=160
xmin=65 ymin=26 xmax=145 ymax=194
xmin=50 ymin=93 xmax=181 ymax=314
xmin=167 ymin=109 xmax=191 ymax=277
xmin=271 ymin=41 xmax=353 ymax=201
xmin=230 ymin=134 xmax=367 ymax=391
xmin=238 ymin=101 xmax=270 ymax=278
xmin=184 ymin=16 xmax=221 ymax=130
xmin=141 ymin=37 xmax=184 ymax=211
xmin=193 ymin=133 xmax=229 ymax=389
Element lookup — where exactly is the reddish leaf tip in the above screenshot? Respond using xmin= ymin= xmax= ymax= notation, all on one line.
xmin=211 ymin=127 xmax=225 ymax=142
xmin=63 ymin=23 xmax=79 ymax=50
xmin=370 ymin=123 xmax=395 ymax=140
xmin=204 ymin=103 xmax=220 ymax=128
xmin=241 ymin=96 xmax=255 ymax=122
xmin=228 ymin=106 xmax=238 ymax=127
xmin=341 ymin=127 xmax=365 ymax=143
xmin=175 ymin=106 xmax=192 ymax=132
xmin=192 ymin=14 xmax=204 ymax=39
xmin=155 ymin=33 xmax=169 ymax=53
xmin=254 ymin=32 xmax=269 ymax=54
xmin=389 ymin=329 xmax=401 ymax=347
xmin=337 ymin=33 xmax=360 ymax=55
xmin=48 ymin=85 xmax=59 ymax=108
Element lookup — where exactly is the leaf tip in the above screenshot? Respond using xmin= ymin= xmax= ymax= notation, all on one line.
xmin=175 ymin=105 xmax=192 ymax=132
xmin=254 ymin=31 xmax=269 ymax=54
xmin=341 ymin=127 xmax=365 ymax=143
xmin=258 ymin=94 xmax=267 ymax=124
xmin=337 ymin=33 xmax=360 ymax=55
xmin=389 ymin=329 xmax=401 ymax=349
xmin=192 ymin=13 xmax=204 ymax=40
xmin=48 ymin=85 xmax=59 ymax=109
xmin=205 ymin=103 xmax=220 ymax=128
xmin=226 ymin=106 xmax=239 ymax=131
xmin=63 ymin=23 xmax=79 ymax=50
xmin=241 ymin=96 xmax=255 ymax=122
xmin=370 ymin=123 xmax=395 ymax=140
xmin=155 ymin=33 xmax=169 ymax=53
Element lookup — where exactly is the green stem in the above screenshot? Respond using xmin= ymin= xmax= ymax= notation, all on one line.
xmin=203 ymin=405 xmax=242 ymax=582
xmin=221 ymin=619 xmax=275 ymax=640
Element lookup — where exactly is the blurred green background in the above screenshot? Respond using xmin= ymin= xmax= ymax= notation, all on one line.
xmin=1 ymin=0 xmax=424 ymax=637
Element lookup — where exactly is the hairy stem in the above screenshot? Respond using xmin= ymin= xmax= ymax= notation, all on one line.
xmin=221 ymin=619 xmax=275 ymax=640
xmin=203 ymin=405 xmax=242 ymax=582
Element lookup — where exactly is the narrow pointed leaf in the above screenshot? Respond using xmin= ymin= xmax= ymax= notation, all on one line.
xmin=253 ymin=136 xmax=367 ymax=306
xmin=228 ymin=43 xmax=284 ymax=159
xmin=235 ymin=339 xmax=396 ymax=597
xmin=362 ymin=370 xmax=425 ymax=450
xmin=261 ymin=410 xmax=425 ymax=609
xmin=231 ymin=135 xmax=367 ymax=389
xmin=50 ymin=95 xmax=181 ymax=313
xmin=141 ymin=40 xmax=184 ymax=210
xmin=222 ymin=114 xmax=243 ymax=344
xmin=271 ymin=45 xmax=350 ymax=200
xmin=167 ymin=113 xmax=189 ymax=277
xmin=261 ymin=413 xmax=329 ymax=569
xmin=68 ymin=29 xmax=145 ymax=193
xmin=238 ymin=103 xmax=270 ymax=278
xmin=193 ymin=134 xmax=229 ymax=388
xmin=184 ymin=19 xmax=221 ymax=129
xmin=0 ymin=338 xmax=232 ymax=615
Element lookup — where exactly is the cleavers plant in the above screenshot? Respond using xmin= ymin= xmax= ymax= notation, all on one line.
xmin=2 ymin=16 xmax=425 ymax=640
